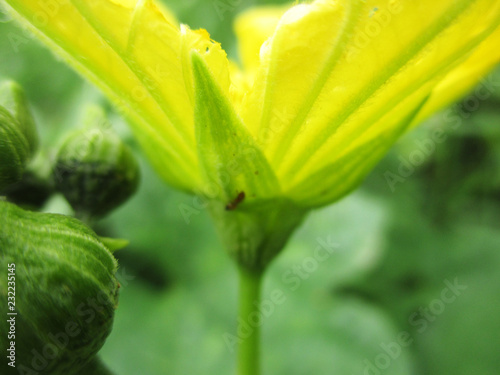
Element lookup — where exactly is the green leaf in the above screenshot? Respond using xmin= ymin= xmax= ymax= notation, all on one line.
xmin=99 ymin=236 xmax=130 ymax=253
xmin=191 ymin=52 xmax=281 ymax=204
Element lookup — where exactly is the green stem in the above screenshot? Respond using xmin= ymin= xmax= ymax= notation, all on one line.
xmin=237 ymin=267 xmax=264 ymax=375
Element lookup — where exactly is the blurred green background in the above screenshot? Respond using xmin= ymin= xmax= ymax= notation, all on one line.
xmin=1 ymin=0 xmax=500 ymax=374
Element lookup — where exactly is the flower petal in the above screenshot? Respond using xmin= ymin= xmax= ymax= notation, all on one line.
xmin=231 ymin=5 xmax=290 ymax=115
xmin=412 ymin=25 xmax=500 ymax=125
xmin=3 ymin=0 xmax=229 ymax=193
xmin=288 ymin=93 xmax=430 ymax=207
xmin=241 ymin=0 xmax=500 ymax=194
xmin=234 ymin=5 xmax=289 ymax=73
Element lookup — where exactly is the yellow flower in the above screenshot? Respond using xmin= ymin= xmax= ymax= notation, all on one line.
xmin=4 ymin=0 xmax=500 ymax=268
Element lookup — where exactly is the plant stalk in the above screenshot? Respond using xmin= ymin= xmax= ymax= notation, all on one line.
xmin=237 ymin=267 xmax=264 ymax=375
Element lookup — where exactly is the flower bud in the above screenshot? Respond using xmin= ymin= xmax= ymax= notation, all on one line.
xmin=3 ymin=169 xmax=54 ymax=209
xmin=3 ymin=151 xmax=55 ymax=209
xmin=0 ymin=200 xmax=119 ymax=374
xmin=0 ymin=106 xmax=30 ymax=192
xmin=53 ymin=109 xmax=140 ymax=220
xmin=0 ymin=80 xmax=39 ymax=155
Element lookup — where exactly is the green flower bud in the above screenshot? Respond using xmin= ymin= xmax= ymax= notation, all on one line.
xmin=0 ymin=200 xmax=119 ymax=375
xmin=54 ymin=110 xmax=140 ymax=220
xmin=3 ymin=151 xmax=55 ymax=209
xmin=3 ymin=169 xmax=54 ymax=209
xmin=0 ymin=80 xmax=39 ymax=155
xmin=0 ymin=106 xmax=30 ymax=192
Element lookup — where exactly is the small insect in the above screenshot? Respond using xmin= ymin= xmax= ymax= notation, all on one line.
xmin=225 ymin=191 xmax=245 ymax=211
